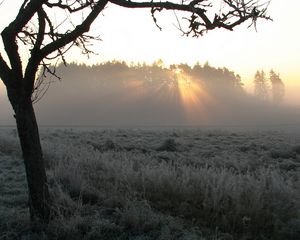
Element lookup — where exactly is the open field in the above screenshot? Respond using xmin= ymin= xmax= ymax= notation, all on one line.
xmin=0 ymin=127 xmax=300 ymax=239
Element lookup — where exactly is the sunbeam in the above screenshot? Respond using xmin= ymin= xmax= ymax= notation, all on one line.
xmin=171 ymin=67 xmax=213 ymax=124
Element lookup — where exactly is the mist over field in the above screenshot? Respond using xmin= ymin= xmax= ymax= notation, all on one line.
xmin=1 ymin=61 xmax=300 ymax=127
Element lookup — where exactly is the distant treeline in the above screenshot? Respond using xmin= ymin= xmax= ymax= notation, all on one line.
xmin=30 ymin=60 xmax=297 ymax=126
xmin=49 ymin=60 xmax=245 ymax=95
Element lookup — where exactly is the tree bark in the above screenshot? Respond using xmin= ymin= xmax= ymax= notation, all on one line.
xmin=12 ymin=96 xmax=51 ymax=224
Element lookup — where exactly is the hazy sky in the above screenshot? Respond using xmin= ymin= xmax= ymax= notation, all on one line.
xmin=0 ymin=1 xmax=299 ymax=104
xmin=83 ymin=1 xmax=300 ymax=93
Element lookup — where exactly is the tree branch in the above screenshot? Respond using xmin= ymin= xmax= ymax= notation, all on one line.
xmin=23 ymin=8 xmax=46 ymax=95
xmin=7 ymin=0 xmax=45 ymax=35
xmin=1 ymin=0 xmax=45 ymax=81
xmin=110 ymin=0 xmax=212 ymax=27
xmin=45 ymin=0 xmax=96 ymax=13
xmin=39 ymin=0 xmax=109 ymax=60
xmin=32 ymin=8 xmax=46 ymax=54
xmin=17 ymin=0 xmax=108 ymax=96
xmin=110 ymin=0 xmax=270 ymax=36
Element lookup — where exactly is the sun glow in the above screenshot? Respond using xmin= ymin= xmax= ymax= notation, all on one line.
xmin=171 ymin=67 xmax=212 ymax=123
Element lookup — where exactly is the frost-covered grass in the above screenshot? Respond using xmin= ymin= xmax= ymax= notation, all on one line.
xmin=0 ymin=127 xmax=300 ymax=239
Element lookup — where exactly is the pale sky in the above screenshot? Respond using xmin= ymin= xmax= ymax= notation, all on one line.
xmin=0 ymin=0 xmax=300 ymax=104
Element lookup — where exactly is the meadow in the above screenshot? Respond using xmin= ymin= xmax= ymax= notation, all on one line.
xmin=0 ymin=127 xmax=300 ymax=239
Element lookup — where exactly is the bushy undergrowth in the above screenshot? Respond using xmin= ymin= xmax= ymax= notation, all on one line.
xmin=0 ymin=128 xmax=300 ymax=239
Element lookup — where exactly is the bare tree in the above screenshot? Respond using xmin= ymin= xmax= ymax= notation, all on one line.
xmin=0 ymin=0 xmax=271 ymax=224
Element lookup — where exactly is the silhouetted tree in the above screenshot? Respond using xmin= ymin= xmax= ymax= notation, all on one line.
xmin=269 ymin=69 xmax=285 ymax=104
xmin=191 ymin=63 xmax=244 ymax=92
xmin=254 ymin=70 xmax=269 ymax=101
xmin=0 ymin=0 xmax=271 ymax=224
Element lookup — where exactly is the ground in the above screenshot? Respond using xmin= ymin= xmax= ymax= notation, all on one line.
xmin=0 ymin=127 xmax=300 ymax=239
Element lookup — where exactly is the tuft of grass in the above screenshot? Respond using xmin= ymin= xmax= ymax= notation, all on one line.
xmin=156 ymin=138 xmax=177 ymax=152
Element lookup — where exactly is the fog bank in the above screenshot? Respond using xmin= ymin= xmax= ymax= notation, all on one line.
xmin=1 ymin=62 xmax=299 ymax=127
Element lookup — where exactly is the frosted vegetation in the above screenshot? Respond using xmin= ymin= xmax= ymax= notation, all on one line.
xmin=0 ymin=128 xmax=300 ymax=239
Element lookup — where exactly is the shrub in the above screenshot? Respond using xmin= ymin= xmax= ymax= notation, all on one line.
xmin=156 ymin=139 xmax=177 ymax=152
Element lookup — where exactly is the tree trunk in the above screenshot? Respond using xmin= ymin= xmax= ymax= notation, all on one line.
xmin=13 ymin=97 xmax=51 ymax=224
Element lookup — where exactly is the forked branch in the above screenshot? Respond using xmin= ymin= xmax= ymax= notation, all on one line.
xmin=110 ymin=0 xmax=271 ymax=36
